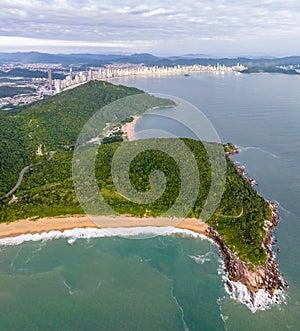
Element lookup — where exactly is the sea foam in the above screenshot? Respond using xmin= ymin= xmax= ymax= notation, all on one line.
xmin=188 ymin=252 xmax=214 ymax=264
xmin=223 ymin=274 xmax=287 ymax=313
xmin=0 ymin=226 xmax=210 ymax=247
xmin=0 ymin=226 xmax=286 ymax=313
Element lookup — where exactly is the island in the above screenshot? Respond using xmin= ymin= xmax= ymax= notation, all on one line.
xmin=0 ymin=80 xmax=287 ymax=307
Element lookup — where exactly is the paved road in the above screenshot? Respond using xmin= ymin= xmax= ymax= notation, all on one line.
xmin=0 ymin=165 xmax=31 ymax=200
xmin=1 ymin=151 xmax=56 ymax=200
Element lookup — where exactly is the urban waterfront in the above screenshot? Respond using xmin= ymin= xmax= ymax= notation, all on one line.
xmin=0 ymin=62 xmax=246 ymax=107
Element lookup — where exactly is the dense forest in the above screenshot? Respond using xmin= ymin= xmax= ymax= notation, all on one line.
xmin=0 ymin=80 xmax=271 ymax=267
xmin=0 ymin=137 xmax=270 ymax=266
xmin=0 ymin=80 xmax=174 ymax=196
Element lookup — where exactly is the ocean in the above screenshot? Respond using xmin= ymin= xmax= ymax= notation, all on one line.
xmin=0 ymin=72 xmax=299 ymax=330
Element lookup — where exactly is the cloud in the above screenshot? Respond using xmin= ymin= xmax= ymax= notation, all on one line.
xmin=0 ymin=36 xmax=153 ymax=48
xmin=0 ymin=0 xmax=299 ymax=55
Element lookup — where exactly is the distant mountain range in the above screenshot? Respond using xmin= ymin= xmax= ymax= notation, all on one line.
xmin=0 ymin=52 xmax=300 ymax=69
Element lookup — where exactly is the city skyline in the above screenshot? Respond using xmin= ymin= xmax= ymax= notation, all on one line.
xmin=0 ymin=0 xmax=300 ymax=56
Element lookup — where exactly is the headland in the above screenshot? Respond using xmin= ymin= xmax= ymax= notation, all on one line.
xmin=0 ymin=80 xmax=287 ymax=310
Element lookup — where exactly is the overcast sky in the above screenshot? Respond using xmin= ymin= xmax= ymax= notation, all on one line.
xmin=0 ymin=0 xmax=299 ymax=56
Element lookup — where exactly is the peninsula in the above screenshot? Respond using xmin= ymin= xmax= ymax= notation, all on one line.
xmin=0 ymin=80 xmax=286 ymax=305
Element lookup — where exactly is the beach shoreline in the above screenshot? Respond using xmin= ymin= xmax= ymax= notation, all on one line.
xmin=122 ymin=102 xmax=178 ymax=142
xmin=122 ymin=115 xmax=140 ymax=141
xmin=0 ymin=209 xmax=287 ymax=311
xmin=0 ymin=137 xmax=286 ymax=310
xmin=0 ymin=215 xmax=209 ymax=239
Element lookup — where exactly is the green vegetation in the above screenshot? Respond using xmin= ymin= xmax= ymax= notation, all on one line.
xmin=0 ymin=80 xmax=174 ymax=196
xmin=0 ymin=80 xmax=271 ymax=267
xmin=94 ymin=139 xmax=270 ymax=266
xmin=224 ymin=142 xmax=237 ymax=154
xmin=0 ymin=137 xmax=270 ymax=266
xmin=241 ymin=66 xmax=300 ymax=75
xmin=120 ymin=116 xmax=134 ymax=124
xmin=102 ymin=133 xmax=123 ymax=145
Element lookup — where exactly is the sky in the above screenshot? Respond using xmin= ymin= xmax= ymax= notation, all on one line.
xmin=0 ymin=0 xmax=300 ymax=56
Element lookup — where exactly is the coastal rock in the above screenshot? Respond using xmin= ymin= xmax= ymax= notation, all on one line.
xmin=206 ymin=201 xmax=287 ymax=301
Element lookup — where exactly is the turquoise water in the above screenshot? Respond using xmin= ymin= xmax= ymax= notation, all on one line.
xmin=1 ymin=72 xmax=300 ymax=330
xmin=0 ymin=235 xmax=225 ymax=330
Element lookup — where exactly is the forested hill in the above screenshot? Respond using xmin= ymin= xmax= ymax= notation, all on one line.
xmin=0 ymin=80 xmax=173 ymax=196
xmin=0 ymin=80 xmax=272 ymax=266
xmin=0 ymin=136 xmax=271 ymax=266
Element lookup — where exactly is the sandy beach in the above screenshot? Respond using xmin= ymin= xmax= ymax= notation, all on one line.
xmin=0 ymin=215 xmax=208 ymax=239
xmin=122 ymin=115 xmax=141 ymax=141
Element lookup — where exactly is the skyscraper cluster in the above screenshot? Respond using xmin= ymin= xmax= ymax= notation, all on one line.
xmin=51 ymin=63 xmax=246 ymax=94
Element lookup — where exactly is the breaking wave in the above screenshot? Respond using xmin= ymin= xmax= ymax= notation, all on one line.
xmin=188 ymin=251 xmax=214 ymax=264
xmin=223 ymin=275 xmax=287 ymax=313
xmin=0 ymin=226 xmax=212 ymax=247
xmin=0 ymin=226 xmax=287 ymax=313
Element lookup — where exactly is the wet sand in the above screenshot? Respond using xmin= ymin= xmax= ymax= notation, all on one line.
xmin=0 ymin=215 xmax=208 ymax=239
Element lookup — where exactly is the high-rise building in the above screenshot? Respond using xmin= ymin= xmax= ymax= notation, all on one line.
xmin=48 ymin=69 xmax=53 ymax=95
xmin=88 ymin=69 xmax=94 ymax=81
xmin=54 ymin=79 xmax=61 ymax=93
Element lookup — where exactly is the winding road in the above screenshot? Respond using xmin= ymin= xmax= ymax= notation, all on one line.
xmin=0 ymin=165 xmax=31 ymax=200
xmin=1 ymin=150 xmax=56 ymax=201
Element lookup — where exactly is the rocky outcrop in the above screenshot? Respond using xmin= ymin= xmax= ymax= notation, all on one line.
xmin=206 ymin=202 xmax=288 ymax=300
xmin=225 ymin=144 xmax=239 ymax=156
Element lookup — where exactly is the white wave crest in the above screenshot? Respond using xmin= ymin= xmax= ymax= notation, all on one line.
xmin=0 ymin=226 xmax=286 ymax=313
xmin=223 ymin=275 xmax=287 ymax=313
xmin=188 ymin=252 xmax=213 ymax=264
xmin=217 ymin=258 xmax=287 ymax=313
xmin=0 ymin=226 xmax=212 ymax=247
